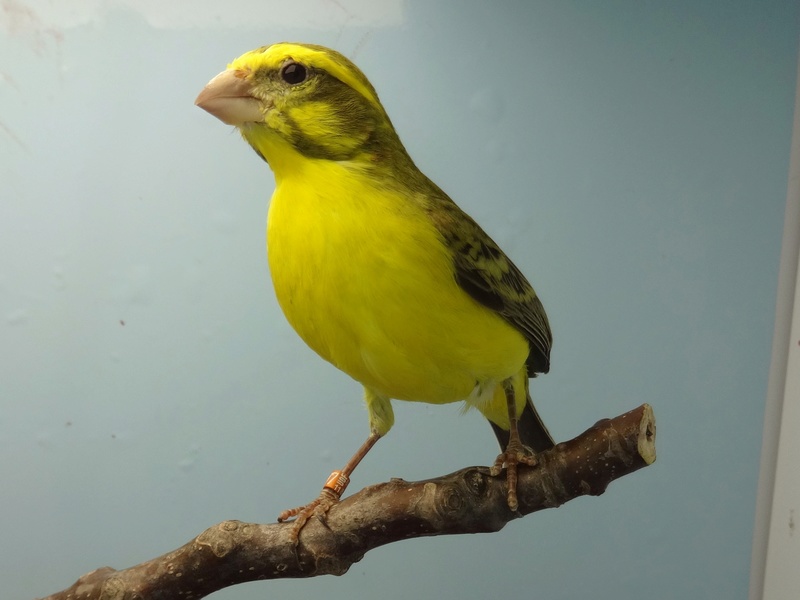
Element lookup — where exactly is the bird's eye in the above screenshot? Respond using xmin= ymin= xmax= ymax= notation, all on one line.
xmin=281 ymin=62 xmax=308 ymax=85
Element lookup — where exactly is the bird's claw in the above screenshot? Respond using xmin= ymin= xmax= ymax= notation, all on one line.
xmin=278 ymin=488 xmax=341 ymax=544
xmin=490 ymin=441 xmax=538 ymax=512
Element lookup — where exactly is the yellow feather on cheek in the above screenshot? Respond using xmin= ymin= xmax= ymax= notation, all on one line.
xmin=289 ymin=102 xmax=362 ymax=146
xmin=264 ymin=111 xmax=294 ymax=140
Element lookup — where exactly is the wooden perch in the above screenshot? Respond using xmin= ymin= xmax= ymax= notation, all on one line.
xmin=39 ymin=404 xmax=656 ymax=600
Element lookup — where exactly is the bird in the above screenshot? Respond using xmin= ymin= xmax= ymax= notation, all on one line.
xmin=196 ymin=42 xmax=554 ymax=535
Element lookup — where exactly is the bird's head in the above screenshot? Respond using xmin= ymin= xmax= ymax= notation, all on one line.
xmin=196 ymin=43 xmax=406 ymax=174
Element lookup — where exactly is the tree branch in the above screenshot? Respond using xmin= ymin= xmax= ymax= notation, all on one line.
xmin=39 ymin=404 xmax=656 ymax=600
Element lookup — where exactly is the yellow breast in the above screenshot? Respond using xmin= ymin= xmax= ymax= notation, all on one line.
xmin=267 ymin=159 xmax=528 ymax=405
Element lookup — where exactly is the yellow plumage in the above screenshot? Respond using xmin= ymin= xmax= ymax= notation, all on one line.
xmin=196 ymin=42 xmax=553 ymax=527
xmin=268 ymin=158 xmax=529 ymax=433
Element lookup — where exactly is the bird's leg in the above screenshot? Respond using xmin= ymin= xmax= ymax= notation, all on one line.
xmin=490 ymin=379 xmax=538 ymax=511
xmin=278 ymin=431 xmax=381 ymax=542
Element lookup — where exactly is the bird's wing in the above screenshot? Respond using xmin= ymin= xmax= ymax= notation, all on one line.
xmin=426 ymin=194 xmax=552 ymax=375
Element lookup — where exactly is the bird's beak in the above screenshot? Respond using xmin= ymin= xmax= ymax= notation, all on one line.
xmin=195 ymin=69 xmax=264 ymax=126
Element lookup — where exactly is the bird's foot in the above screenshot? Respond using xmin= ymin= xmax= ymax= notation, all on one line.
xmin=490 ymin=440 xmax=538 ymax=512
xmin=277 ymin=471 xmax=348 ymax=544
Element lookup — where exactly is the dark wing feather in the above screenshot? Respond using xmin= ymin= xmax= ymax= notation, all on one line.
xmin=426 ymin=192 xmax=552 ymax=375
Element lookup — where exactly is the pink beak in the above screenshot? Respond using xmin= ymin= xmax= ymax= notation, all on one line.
xmin=195 ymin=69 xmax=264 ymax=126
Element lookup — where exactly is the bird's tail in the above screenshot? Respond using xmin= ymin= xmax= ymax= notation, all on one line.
xmin=489 ymin=391 xmax=555 ymax=453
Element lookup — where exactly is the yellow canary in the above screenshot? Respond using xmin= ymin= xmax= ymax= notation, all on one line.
xmin=196 ymin=43 xmax=553 ymax=530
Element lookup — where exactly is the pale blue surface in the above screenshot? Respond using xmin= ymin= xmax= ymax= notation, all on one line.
xmin=1 ymin=2 xmax=798 ymax=599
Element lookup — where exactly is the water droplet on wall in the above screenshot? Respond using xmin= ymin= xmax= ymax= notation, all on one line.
xmin=110 ymin=264 xmax=153 ymax=306
xmin=6 ymin=308 xmax=28 ymax=325
xmin=52 ymin=265 xmax=67 ymax=291
xmin=469 ymin=87 xmax=505 ymax=124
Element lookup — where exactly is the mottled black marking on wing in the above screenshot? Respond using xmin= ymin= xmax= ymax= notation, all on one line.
xmin=454 ymin=240 xmax=552 ymax=375
xmin=425 ymin=190 xmax=552 ymax=375
xmin=454 ymin=263 xmax=504 ymax=312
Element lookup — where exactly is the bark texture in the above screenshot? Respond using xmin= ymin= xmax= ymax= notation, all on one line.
xmin=40 ymin=404 xmax=656 ymax=600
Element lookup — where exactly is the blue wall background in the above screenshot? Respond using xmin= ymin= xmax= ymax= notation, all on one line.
xmin=1 ymin=1 xmax=798 ymax=598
